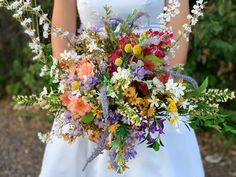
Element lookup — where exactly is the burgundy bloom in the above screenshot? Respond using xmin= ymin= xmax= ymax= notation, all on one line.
xmin=143 ymin=59 xmax=155 ymax=71
xmin=159 ymin=72 xmax=170 ymax=84
xmin=138 ymin=82 xmax=148 ymax=95
xmin=109 ymin=49 xmax=122 ymax=62
xmin=155 ymin=50 xmax=165 ymax=58
xmin=118 ymin=35 xmax=129 ymax=48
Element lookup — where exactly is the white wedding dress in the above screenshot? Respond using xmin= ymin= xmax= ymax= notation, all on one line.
xmin=39 ymin=1 xmax=205 ymax=177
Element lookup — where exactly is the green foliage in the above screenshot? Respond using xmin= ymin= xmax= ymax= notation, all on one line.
xmin=187 ymin=0 xmax=236 ymax=111
xmin=81 ymin=112 xmax=95 ymax=124
xmin=0 ymin=9 xmax=46 ymax=97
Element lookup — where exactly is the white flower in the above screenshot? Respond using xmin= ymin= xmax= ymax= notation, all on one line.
xmin=60 ymin=50 xmax=83 ymax=62
xmin=20 ymin=18 xmax=32 ymax=27
xmin=148 ymin=95 xmax=159 ymax=108
xmin=7 ymin=1 xmax=20 ymax=10
xmin=39 ymin=14 xmax=48 ymax=25
xmin=39 ymin=65 xmax=48 ymax=77
xmin=152 ymin=77 xmax=165 ymax=93
xmin=24 ymin=29 xmax=35 ymax=37
xmin=40 ymin=87 xmax=48 ymax=97
xmin=180 ymin=100 xmax=189 ymax=110
xmin=58 ymin=81 xmax=66 ymax=93
xmin=12 ymin=9 xmax=23 ymax=18
xmin=188 ymin=104 xmax=197 ymax=113
xmin=111 ymin=67 xmax=131 ymax=83
xmin=87 ymin=40 xmax=98 ymax=52
xmin=130 ymin=60 xmax=144 ymax=70
xmin=29 ymin=37 xmax=42 ymax=55
xmin=165 ymin=79 xmax=186 ymax=102
xmin=43 ymin=23 xmax=50 ymax=38
xmin=110 ymin=67 xmax=131 ymax=90
xmin=33 ymin=5 xmax=42 ymax=12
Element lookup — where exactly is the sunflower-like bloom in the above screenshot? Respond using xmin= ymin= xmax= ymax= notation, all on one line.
xmin=124 ymin=86 xmax=136 ymax=98
xmin=147 ymin=107 xmax=155 ymax=117
xmin=108 ymin=122 xmax=120 ymax=134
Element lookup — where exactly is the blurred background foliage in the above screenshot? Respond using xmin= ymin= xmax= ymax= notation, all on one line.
xmin=0 ymin=0 xmax=235 ymax=115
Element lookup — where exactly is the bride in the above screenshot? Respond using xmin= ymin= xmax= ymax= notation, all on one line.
xmin=39 ymin=0 xmax=205 ymax=177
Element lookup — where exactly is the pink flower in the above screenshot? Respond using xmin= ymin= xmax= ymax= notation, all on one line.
xmin=69 ymin=64 xmax=77 ymax=76
xmin=68 ymin=96 xmax=91 ymax=117
xmin=77 ymin=58 xmax=94 ymax=80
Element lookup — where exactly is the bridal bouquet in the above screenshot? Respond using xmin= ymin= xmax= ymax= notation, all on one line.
xmin=1 ymin=0 xmax=235 ymax=173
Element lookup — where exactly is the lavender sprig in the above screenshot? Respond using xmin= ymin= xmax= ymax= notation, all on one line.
xmin=129 ymin=11 xmax=150 ymax=28
xmin=171 ymin=72 xmax=199 ymax=89
xmin=82 ymin=85 xmax=109 ymax=171
xmin=82 ymin=129 xmax=109 ymax=171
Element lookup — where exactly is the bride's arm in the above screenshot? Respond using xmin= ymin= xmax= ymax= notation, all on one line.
xmin=166 ymin=1 xmax=190 ymax=67
xmin=52 ymin=0 xmax=77 ymax=59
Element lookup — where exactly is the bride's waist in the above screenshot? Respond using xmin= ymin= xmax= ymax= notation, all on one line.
xmin=80 ymin=23 xmax=161 ymax=33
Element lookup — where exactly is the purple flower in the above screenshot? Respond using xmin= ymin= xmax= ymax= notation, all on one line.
xmin=137 ymin=132 xmax=146 ymax=141
xmin=147 ymin=137 xmax=156 ymax=144
xmin=108 ymin=111 xmax=120 ymax=124
xmin=157 ymin=119 xmax=165 ymax=134
xmin=94 ymin=117 xmax=106 ymax=128
xmin=82 ymin=76 xmax=99 ymax=89
xmin=149 ymin=121 xmax=158 ymax=134
xmin=138 ymin=121 xmax=148 ymax=131
xmin=124 ymin=145 xmax=137 ymax=161
xmin=133 ymin=66 xmax=152 ymax=80
xmin=63 ymin=111 xmax=72 ymax=122
xmin=67 ymin=76 xmax=76 ymax=85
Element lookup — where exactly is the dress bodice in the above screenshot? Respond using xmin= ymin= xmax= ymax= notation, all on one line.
xmin=77 ymin=0 xmax=165 ymax=30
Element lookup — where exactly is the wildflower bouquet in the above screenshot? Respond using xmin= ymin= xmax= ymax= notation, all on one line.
xmin=1 ymin=0 xmax=235 ymax=174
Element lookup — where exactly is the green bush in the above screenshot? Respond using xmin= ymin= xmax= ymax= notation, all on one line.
xmin=187 ymin=0 xmax=236 ymax=113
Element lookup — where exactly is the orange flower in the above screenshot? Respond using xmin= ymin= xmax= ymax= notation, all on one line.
xmin=108 ymin=122 xmax=120 ymax=133
xmin=69 ymin=64 xmax=77 ymax=76
xmin=78 ymin=58 xmax=94 ymax=80
xmin=60 ymin=92 xmax=70 ymax=106
xmin=88 ymin=130 xmax=100 ymax=144
xmin=68 ymin=96 xmax=91 ymax=117
xmin=147 ymin=107 xmax=155 ymax=117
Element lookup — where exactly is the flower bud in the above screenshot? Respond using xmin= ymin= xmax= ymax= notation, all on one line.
xmin=133 ymin=45 xmax=142 ymax=55
xmin=114 ymin=58 xmax=123 ymax=66
xmin=124 ymin=43 xmax=133 ymax=53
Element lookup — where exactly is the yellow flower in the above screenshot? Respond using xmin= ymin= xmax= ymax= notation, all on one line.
xmin=71 ymin=81 xmax=79 ymax=90
xmin=133 ymin=45 xmax=142 ymax=55
xmin=130 ymin=95 xmax=142 ymax=106
xmin=114 ymin=58 xmax=123 ymax=66
xmin=177 ymin=97 xmax=184 ymax=106
xmin=88 ymin=130 xmax=100 ymax=144
xmin=147 ymin=107 xmax=155 ymax=117
xmin=107 ymin=163 xmax=113 ymax=170
xmin=124 ymin=86 xmax=136 ymax=98
xmin=124 ymin=43 xmax=133 ymax=53
xmin=170 ymin=116 xmax=178 ymax=125
xmin=108 ymin=122 xmax=120 ymax=133
xmin=167 ymin=98 xmax=178 ymax=113
xmin=139 ymin=98 xmax=150 ymax=108
xmin=140 ymin=107 xmax=148 ymax=117
xmin=91 ymin=106 xmax=102 ymax=118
